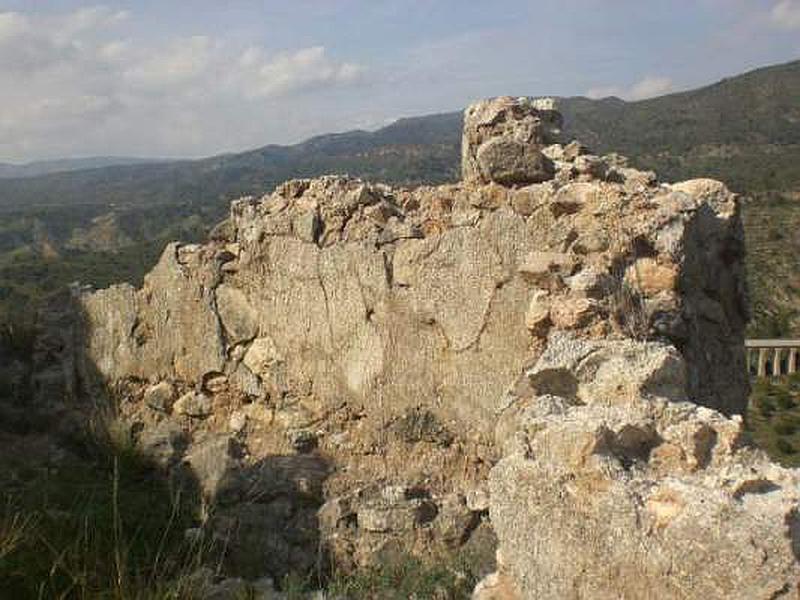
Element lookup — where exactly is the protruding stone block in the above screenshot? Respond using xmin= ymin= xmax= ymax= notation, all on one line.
xmin=462 ymin=96 xmax=562 ymax=186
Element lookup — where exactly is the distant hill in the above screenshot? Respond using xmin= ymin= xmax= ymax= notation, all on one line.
xmin=0 ymin=156 xmax=169 ymax=179
xmin=562 ymin=59 xmax=800 ymax=192
xmin=0 ymin=59 xmax=798 ymax=336
xmin=0 ymin=116 xmax=464 ymax=213
xmin=1 ymin=59 xmax=799 ymax=212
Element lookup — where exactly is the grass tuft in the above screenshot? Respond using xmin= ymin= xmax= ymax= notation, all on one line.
xmin=0 ymin=400 xmax=210 ymax=599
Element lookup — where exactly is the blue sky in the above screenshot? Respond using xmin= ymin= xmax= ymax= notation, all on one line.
xmin=0 ymin=0 xmax=798 ymax=162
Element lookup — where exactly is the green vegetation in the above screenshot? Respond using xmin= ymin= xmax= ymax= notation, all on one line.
xmin=741 ymin=191 xmax=800 ymax=336
xmin=0 ymin=404 xmax=208 ymax=599
xmin=747 ymin=374 xmax=800 ymax=467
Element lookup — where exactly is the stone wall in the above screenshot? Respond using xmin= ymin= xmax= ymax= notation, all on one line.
xmin=32 ymin=97 xmax=791 ymax=596
xmin=60 ymin=99 xmax=748 ymax=429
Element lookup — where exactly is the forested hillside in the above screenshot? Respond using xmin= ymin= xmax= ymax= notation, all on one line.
xmin=1 ymin=59 xmax=798 ymax=337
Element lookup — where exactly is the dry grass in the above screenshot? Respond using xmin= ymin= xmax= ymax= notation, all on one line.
xmin=607 ymin=216 xmax=650 ymax=340
xmin=0 ymin=510 xmax=35 ymax=562
xmin=0 ymin=396 xmax=215 ymax=600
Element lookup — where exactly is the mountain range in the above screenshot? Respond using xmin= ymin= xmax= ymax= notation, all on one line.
xmin=0 ymin=156 xmax=168 ymax=179
xmin=1 ymin=59 xmax=799 ymax=213
xmin=0 ymin=58 xmax=798 ymax=336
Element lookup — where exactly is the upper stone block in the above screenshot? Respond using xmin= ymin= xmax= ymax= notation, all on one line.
xmin=461 ymin=96 xmax=563 ymax=186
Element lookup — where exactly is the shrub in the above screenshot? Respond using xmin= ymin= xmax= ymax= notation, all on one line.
xmin=758 ymin=396 xmax=776 ymax=418
xmin=773 ymin=416 xmax=799 ymax=436
xmin=776 ymin=438 xmax=796 ymax=455
xmin=772 ymin=388 xmax=797 ymax=411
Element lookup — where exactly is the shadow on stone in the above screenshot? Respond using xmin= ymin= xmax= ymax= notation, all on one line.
xmin=207 ymin=453 xmax=332 ymax=583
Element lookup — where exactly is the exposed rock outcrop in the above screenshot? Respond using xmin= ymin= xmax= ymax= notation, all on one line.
xmin=462 ymin=96 xmax=562 ymax=186
xmin=32 ymin=96 xmax=794 ymax=597
xmin=486 ymin=334 xmax=800 ymax=598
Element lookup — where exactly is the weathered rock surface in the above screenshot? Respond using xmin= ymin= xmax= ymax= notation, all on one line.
xmin=319 ymin=484 xmax=487 ymax=571
xmin=472 ymin=569 xmax=520 ymax=600
xmin=138 ymin=418 xmax=187 ymax=467
xmin=462 ymin=96 xmax=562 ymax=185
xmin=144 ymin=380 xmax=175 ymax=412
xmin=32 ymin=96 xmax=780 ymax=594
xmin=185 ymin=434 xmax=243 ymax=504
xmin=489 ymin=389 xmax=800 ymax=598
xmin=54 ymin=101 xmax=748 ymax=427
xmin=174 ymin=391 xmax=214 ymax=418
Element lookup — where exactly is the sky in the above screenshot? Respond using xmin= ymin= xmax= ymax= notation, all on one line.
xmin=0 ymin=1 xmax=798 ymax=163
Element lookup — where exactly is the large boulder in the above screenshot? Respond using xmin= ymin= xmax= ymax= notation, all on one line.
xmin=476 ymin=136 xmax=555 ymax=186
xmin=488 ymin=395 xmax=800 ymax=599
xmin=462 ymin=96 xmax=562 ymax=186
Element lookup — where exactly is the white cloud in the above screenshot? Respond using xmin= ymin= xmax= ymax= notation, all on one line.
xmin=56 ymin=6 xmax=128 ymax=40
xmin=770 ymin=0 xmax=800 ymax=30
xmin=0 ymin=7 xmax=366 ymax=161
xmin=0 ymin=11 xmax=29 ymax=42
xmin=586 ymin=75 xmax=674 ymax=101
xmin=237 ymin=45 xmax=362 ymax=99
xmin=123 ymin=36 xmax=215 ymax=90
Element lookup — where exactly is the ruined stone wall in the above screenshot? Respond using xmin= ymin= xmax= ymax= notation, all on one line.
xmin=33 ymin=97 xmax=797 ymax=597
xmin=65 ymin=98 xmax=748 ymax=431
